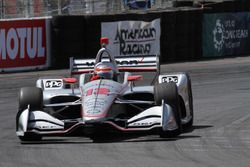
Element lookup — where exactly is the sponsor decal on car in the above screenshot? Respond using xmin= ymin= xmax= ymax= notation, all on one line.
xmin=129 ymin=121 xmax=158 ymax=127
xmin=82 ymin=60 xmax=140 ymax=67
xmin=161 ymin=76 xmax=178 ymax=83
xmin=43 ymin=79 xmax=63 ymax=89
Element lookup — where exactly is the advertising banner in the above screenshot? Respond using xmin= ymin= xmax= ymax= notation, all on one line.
xmin=203 ymin=13 xmax=250 ymax=57
xmin=0 ymin=18 xmax=50 ymax=72
xmin=123 ymin=0 xmax=155 ymax=10
xmin=101 ymin=18 xmax=160 ymax=57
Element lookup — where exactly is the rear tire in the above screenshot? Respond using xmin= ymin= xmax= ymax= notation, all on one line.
xmin=154 ymin=83 xmax=182 ymax=138
xmin=17 ymin=87 xmax=43 ymax=141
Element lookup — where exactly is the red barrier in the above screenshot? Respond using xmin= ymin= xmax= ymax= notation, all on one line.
xmin=0 ymin=18 xmax=50 ymax=72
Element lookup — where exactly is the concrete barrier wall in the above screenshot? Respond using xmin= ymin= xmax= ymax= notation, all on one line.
xmin=0 ymin=0 xmax=250 ymax=72
xmin=49 ymin=1 xmax=250 ymax=68
xmin=51 ymin=10 xmax=202 ymax=68
xmin=1 ymin=1 xmax=250 ymax=71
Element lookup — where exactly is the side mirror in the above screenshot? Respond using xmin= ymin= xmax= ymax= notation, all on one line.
xmin=63 ymin=78 xmax=77 ymax=94
xmin=63 ymin=78 xmax=77 ymax=84
xmin=127 ymin=75 xmax=142 ymax=82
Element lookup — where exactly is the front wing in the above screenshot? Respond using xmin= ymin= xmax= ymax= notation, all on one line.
xmin=16 ymin=102 xmax=178 ymax=138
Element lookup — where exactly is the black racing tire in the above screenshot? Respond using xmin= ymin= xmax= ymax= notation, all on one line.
xmin=182 ymin=74 xmax=194 ymax=129
xmin=154 ymin=82 xmax=178 ymax=106
xmin=17 ymin=87 xmax=43 ymax=141
xmin=154 ymin=82 xmax=182 ymax=138
xmin=18 ymin=87 xmax=43 ymax=112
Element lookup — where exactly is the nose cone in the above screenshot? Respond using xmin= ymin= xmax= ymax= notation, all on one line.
xmin=81 ymin=80 xmax=122 ymax=120
xmin=83 ymin=92 xmax=114 ymax=119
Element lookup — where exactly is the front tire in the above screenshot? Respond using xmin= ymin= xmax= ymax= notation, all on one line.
xmin=18 ymin=87 xmax=43 ymax=111
xmin=17 ymin=87 xmax=43 ymax=141
xmin=182 ymin=74 xmax=194 ymax=130
xmin=154 ymin=82 xmax=182 ymax=138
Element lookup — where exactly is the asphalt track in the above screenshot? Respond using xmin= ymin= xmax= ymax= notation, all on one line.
xmin=1 ymin=56 xmax=250 ymax=167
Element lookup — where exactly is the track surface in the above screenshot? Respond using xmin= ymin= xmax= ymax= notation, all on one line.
xmin=1 ymin=57 xmax=250 ymax=167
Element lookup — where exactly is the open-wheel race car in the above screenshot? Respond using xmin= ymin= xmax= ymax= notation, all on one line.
xmin=16 ymin=37 xmax=193 ymax=142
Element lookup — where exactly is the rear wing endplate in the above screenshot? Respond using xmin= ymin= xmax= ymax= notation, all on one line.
xmin=70 ymin=55 xmax=160 ymax=75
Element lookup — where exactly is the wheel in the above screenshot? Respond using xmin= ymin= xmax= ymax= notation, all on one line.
xmin=17 ymin=87 xmax=43 ymax=141
xmin=182 ymin=74 xmax=194 ymax=129
xmin=154 ymin=82 xmax=182 ymax=138
xmin=18 ymin=87 xmax=43 ymax=111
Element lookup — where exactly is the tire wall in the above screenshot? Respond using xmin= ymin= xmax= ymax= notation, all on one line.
xmin=51 ymin=1 xmax=250 ymax=68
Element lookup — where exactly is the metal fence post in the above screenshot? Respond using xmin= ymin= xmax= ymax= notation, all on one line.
xmin=58 ymin=0 xmax=62 ymax=15
xmin=1 ymin=0 xmax=4 ymax=19
xmin=25 ymin=0 xmax=30 ymax=18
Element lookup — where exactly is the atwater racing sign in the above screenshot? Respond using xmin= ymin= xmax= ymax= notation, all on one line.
xmin=101 ymin=18 xmax=160 ymax=56
xmin=0 ymin=18 xmax=50 ymax=72
xmin=203 ymin=13 xmax=250 ymax=57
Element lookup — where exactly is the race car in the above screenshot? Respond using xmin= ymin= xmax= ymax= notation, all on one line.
xmin=16 ymin=37 xmax=193 ymax=141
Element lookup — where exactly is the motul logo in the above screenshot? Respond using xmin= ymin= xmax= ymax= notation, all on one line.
xmin=0 ymin=27 xmax=45 ymax=60
xmin=0 ymin=19 xmax=47 ymax=69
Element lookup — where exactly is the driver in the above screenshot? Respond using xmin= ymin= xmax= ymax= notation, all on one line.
xmin=91 ymin=63 xmax=114 ymax=81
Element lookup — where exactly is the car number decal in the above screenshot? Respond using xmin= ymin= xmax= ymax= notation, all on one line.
xmin=85 ymin=88 xmax=110 ymax=96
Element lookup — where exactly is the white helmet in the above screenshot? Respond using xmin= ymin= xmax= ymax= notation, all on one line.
xmin=94 ymin=63 xmax=114 ymax=79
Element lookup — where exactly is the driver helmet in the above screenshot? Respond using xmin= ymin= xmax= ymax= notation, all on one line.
xmin=94 ymin=63 xmax=114 ymax=79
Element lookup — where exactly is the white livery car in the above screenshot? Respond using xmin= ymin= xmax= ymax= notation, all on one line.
xmin=16 ymin=37 xmax=193 ymax=141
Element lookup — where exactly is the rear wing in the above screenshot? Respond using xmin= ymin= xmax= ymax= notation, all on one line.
xmin=70 ymin=55 xmax=160 ymax=75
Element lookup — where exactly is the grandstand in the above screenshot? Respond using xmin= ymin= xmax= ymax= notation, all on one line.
xmin=0 ymin=0 xmax=226 ymax=19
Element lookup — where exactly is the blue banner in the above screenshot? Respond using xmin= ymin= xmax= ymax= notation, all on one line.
xmin=123 ymin=0 xmax=155 ymax=10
